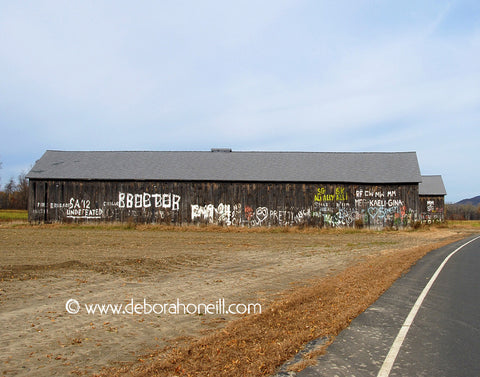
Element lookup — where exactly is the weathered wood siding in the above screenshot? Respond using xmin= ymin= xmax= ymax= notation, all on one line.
xmin=419 ymin=195 xmax=445 ymax=223
xmin=28 ymin=180 xmax=420 ymax=228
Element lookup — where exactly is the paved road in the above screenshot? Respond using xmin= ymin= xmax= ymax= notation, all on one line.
xmin=296 ymin=234 xmax=480 ymax=377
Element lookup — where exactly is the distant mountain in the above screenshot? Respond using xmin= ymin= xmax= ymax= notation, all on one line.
xmin=456 ymin=195 xmax=480 ymax=205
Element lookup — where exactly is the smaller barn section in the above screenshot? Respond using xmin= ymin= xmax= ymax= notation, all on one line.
xmin=419 ymin=175 xmax=447 ymax=223
xmin=26 ymin=150 xmax=423 ymax=228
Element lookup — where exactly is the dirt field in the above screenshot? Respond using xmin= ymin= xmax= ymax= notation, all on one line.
xmin=0 ymin=224 xmax=473 ymax=376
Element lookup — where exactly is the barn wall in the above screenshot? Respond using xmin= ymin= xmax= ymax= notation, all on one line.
xmin=28 ymin=180 xmax=419 ymax=228
xmin=419 ymin=195 xmax=445 ymax=223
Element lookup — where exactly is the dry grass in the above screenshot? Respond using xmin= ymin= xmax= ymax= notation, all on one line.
xmin=95 ymin=238 xmax=461 ymax=377
xmin=5 ymin=220 xmax=368 ymax=234
xmin=285 ymin=337 xmax=335 ymax=372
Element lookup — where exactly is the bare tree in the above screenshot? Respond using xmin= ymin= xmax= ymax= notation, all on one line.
xmin=0 ymin=161 xmax=6 ymax=208
xmin=0 ymin=172 xmax=28 ymax=210
xmin=446 ymin=203 xmax=480 ymax=220
xmin=15 ymin=172 xmax=28 ymax=209
xmin=3 ymin=178 xmax=16 ymax=209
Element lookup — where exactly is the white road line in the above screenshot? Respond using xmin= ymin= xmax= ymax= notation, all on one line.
xmin=377 ymin=235 xmax=480 ymax=377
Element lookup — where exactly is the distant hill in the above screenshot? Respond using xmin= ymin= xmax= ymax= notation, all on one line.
xmin=456 ymin=195 xmax=480 ymax=206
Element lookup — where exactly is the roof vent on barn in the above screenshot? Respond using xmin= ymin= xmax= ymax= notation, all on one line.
xmin=211 ymin=148 xmax=232 ymax=153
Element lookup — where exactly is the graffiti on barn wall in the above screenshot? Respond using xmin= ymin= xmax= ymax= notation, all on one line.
xmin=118 ymin=192 xmax=181 ymax=210
xmin=419 ymin=197 xmax=444 ymax=223
xmin=191 ymin=202 xmax=314 ymax=227
xmin=33 ymin=198 xmax=105 ymax=219
xmin=66 ymin=198 xmax=103 ymax=219
xmin=427 ymin=200 xmax=434 ymax=212
xmin=309 ymin=187 xmax=414 ymax=227
xmin=354 ymin=188 xmax=413 ymax=227
xmin=354 ymin=189 xmax=404 ymax=207
xmin=191 ymin=203 xmax=233 ymax=225
xmin=29 ymin=182 xmax=420 ymax=227
xmin=37 ymin=192 xmax=182 ymax=221
xmin=314 ymin=187 xmax=348 ymax=202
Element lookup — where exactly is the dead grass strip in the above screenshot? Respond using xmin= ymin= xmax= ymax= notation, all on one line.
xmin=0 ymin=221 xmax=393 ymax=234
xmin=94 ymin=236 xmax=463 ymax=377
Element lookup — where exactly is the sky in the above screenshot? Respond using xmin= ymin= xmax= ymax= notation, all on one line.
xmin=0 ymin=0 xmax=479 ymax=203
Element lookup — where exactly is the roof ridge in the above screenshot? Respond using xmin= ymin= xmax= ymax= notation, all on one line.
xmin=45 ymin=150 xmax=417 ymax=154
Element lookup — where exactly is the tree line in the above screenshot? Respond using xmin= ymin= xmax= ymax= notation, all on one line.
xmin=445 ymin=203 xmax=480 ymax=220
xmin=0 ymin=162 xmax=29 ymax=210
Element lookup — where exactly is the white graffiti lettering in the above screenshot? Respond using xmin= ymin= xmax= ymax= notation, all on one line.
xmin=66 ymin=208 xmax=103 ymax=219
xmin=119 ymin=192 xmax=181 ymax=210
xmin=191 ymin=203 xmax=232 ymax=225
xmin=427 ymin=200 xmax=435 ymax=212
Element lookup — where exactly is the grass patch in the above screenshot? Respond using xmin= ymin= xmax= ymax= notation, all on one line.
xmin=446 ymin=220 xmax=480 ymax=228
xmin=0 ymin=209 xmax=28 ymax=222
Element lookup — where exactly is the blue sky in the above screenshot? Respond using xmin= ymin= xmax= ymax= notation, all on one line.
xmin=1 ymin=0 xmax=479 ymax=202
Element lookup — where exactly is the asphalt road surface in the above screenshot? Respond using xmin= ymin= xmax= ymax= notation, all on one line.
xmin=296 ymin=234 xmax=480 ymax=377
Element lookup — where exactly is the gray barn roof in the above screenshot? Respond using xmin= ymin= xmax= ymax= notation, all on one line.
xmin=27 ymin=150 xmax=422 ymax=184
xmin=419 ymin=175 xmax=447 ymax=196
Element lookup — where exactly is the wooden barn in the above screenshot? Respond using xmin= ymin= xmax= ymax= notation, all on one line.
xmin=26 ymin=149 xmax=424 ymax=228
xmin=419 ymin=175 xmax=447 ymax=223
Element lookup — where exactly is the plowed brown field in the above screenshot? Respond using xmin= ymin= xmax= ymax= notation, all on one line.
xmin=0 ymin=224 xmax=473 ymax=376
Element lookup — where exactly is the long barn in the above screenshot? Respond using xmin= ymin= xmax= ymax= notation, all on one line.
xmin=26 ymin=149 xmax=424 ymax=228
